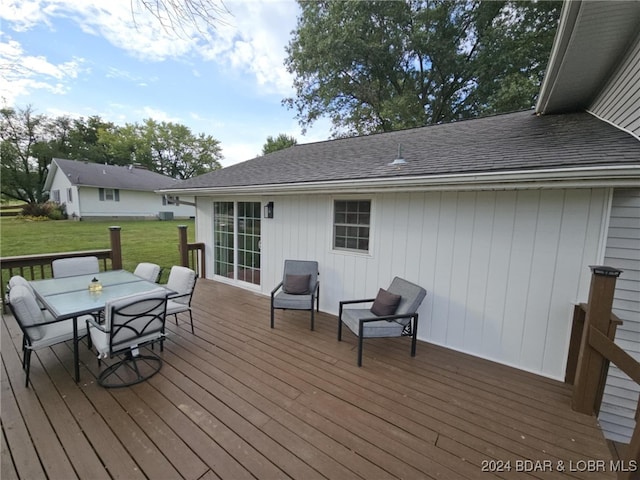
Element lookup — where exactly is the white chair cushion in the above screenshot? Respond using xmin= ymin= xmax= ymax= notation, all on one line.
xmin=166 ymin=266 xmax=196 ymax=305
xmin=10 ymin=283 xmax=90 ymax=346
xmin=30 ymin=314 xmax=90 ymax=349
xmin=9 ymin=275 xmax=35 ymax=294
xmin=134 ymin=263 xmax=161 ymax=282
xmin=90 ymin=288 xmax=167 ymax=357
xmin=52 ymin=256 xmax=99 ymax=278
xmin=166 ymin=299 xmax=190 ymax=315
xmin=9 ymin=285 xmax=46 ymax=340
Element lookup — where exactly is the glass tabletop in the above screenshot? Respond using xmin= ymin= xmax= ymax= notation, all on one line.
xmin=30 ymin=270 xmax=166 ymax=320
xmin=30 ymin=270 xmax=145 ymax=297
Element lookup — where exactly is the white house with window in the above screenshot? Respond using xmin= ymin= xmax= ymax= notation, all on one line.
xmin=160 ymin=0 xmax=640 ymax=443
xmin=44 ymin=158 xmax=195 ymax=220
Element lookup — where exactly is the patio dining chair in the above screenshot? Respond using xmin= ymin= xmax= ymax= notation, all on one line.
xmin=52 ymin=256 xmax=99 ymax=278
xmin=8 ymin=284 xmax=91 ymax=387
xmin=165 ymin=266 xmax=197 ymax=334
xmin=86 ymin=288 xmax=168 ymax=388
xmin=338 ymin=276 xmax=427 ymax=366
xmin=270 ymin=260 xmax=320 ymax=330
xmin=134 ymin=262 xmax=162 ymax=283
xmin=7 ymin=274 xmax=50 ymax=312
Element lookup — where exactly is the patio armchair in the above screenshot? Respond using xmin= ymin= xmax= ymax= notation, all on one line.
xmin=165 ymin=266 xmax=197 ymax=334
xmin=134 ymin=262 xmax=162 ymax=283
xmin=271 ymin=260 xmax=320 ymax=330
xmin=7 ymin=275 xmax=43 ymax=308
xmin=52 ymin=256 xmax=99 ymax=278
xmin=86 ymin=288 xmax=168 ymax=388
xmin=338 ymin=276 xmax=427 ymax=366
xmin=8 ymin=284 xmax=91 ymax=387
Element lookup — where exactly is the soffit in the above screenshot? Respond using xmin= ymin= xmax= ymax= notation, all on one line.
xmin=537 ymin=1 xmax=640 ymax=114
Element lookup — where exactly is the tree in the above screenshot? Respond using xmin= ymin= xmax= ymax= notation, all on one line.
xmin=0 ymin=105 xmax=52 ymax=203
xmin=1 ymin=104 xmax=224 ymax=204
xmin=134 ymin=0 xmax=230 ymax=37
xmin=134 ymin=119 xmax=222 ymax=179
xmin=284 ymin=0 xmax=562 ymax=136
xmin=39 ymin=116 xmax=117 ymax=164
xmin=262 ymin=133 xmax=298 ymax=155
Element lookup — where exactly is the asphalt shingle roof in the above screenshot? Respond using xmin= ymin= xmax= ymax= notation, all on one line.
xmin=175 ymin=110 xmax=640 ymax=190
xmin=52 ymin=158 xmax=182 ymax=191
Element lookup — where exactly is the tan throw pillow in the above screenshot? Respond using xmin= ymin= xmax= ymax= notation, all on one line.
xmin=370 ymin=288 xmax=401 ymax=317
xmin=283 ymin=274 xmax=311 ymax=294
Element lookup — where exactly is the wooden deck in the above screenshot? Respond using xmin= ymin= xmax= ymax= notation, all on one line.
xmin=1 ymin=279 xmax=622 ymax=479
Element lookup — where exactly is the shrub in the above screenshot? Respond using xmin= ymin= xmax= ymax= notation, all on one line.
xmin=20 ymin=202 xmax=68 ymax=220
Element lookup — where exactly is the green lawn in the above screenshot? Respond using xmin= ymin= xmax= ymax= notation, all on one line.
xmin=0 ymin=217 xmax=196 ymax=282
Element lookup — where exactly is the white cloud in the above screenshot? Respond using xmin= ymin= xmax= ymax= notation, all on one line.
xmin=136 ymin=106 xmax=181 ymax=123
xmin=1 ymin=0 xmax=299 ymax=96
xmin=0 ymin=35 xmax=86 ymax=103
xmin=194 ymin=0 xmax=299 ymax=95
xmin=0 ymin=0 xmax=50 ymax=31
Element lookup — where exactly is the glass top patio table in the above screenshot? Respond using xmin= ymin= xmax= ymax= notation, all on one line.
xmin=30 ymin=270 xmax=148 ymax=300
xmin=29 ymin=270 xmax=168 ymax=382
xmin=30 ymin=270 xmax=163 ymax=320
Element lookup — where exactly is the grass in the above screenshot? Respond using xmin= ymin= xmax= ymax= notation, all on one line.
xmin=0 ymin=217 xmax=196 ymax=283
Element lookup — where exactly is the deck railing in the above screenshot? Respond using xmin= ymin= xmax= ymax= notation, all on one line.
xmin=566 ymin=267 xmax=639 ymax=479
xmin=177 ymin=225 xmax=205 ymax=278
xmin=0 ymin=227 xmax=123 ymax=312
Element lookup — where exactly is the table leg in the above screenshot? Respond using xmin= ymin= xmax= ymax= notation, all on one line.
xmin=73 ymin=316 xmax=80 ymax=382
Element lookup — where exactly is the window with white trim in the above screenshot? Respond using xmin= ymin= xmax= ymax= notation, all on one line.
xmin=333 ymin=200 xmax=371 ymax=252
xmin=51 ymin=190 xmax=60 ymax=203
xmin=99 ymin=188 xmax=119 ymax=201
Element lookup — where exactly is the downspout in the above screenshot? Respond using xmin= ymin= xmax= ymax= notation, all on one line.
xmin=596 ymin=188 xmax=614 ymax=264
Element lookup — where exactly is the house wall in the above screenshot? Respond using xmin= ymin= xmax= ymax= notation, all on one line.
xmin=47 ymin=170 xmax=78 ymax=216
xmin=599 ymin=188 xmax=640 ymax=443
xmin=196 ymin=188 xmax=609 ymax=380
xmin=590 ymin=32 xmax=640 ymax=138
xmin=74 ymin=187 xmax=195 ymax=219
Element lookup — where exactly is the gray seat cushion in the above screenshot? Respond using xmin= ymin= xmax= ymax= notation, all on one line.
xmin=272 ymin=291 xmax=315 ymax=310
xmin=341 ymin=308 xmax=407 ymax=338
xmin=341 ymin=277 xmax=427 ymax=338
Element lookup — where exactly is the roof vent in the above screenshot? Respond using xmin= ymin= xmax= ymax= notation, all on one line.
xmin=388 ymin=144 xmax=406 ymax=166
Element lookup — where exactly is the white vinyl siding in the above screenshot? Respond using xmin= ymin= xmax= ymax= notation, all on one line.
xmin=199 ymin=188 xmax=608 ymax=380
xmin=599 ymin=188 xmax=640 ymax=443
xmin=590 ymin=33 xmax=640 ymax=138
xmin=77 ymin=188 xmax=194 ymax=218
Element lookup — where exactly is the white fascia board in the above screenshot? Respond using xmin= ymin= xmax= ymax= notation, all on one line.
xmin=158 ymin=165 xmax=640 ymax=197
xmin=536 ymin=0 xmax=582 ymax=114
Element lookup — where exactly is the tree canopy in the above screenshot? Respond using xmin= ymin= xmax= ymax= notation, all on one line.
xmin=0 ymin=105 xmax=222 ymax=204
xmin=262 ymin=133 xmax=298 ymax=155
xmin=284 ymin=0 xmax=562 ymax=136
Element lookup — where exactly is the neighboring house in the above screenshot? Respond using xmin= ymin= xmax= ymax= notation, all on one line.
xmin=45 ymin=158 xmax=195 ymax=220
xmin=160 ymin=1 xmax=640 ymax=442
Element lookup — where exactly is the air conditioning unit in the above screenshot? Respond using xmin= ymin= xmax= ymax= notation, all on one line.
xmin=158 ymin=211 xmax=174 ymax=220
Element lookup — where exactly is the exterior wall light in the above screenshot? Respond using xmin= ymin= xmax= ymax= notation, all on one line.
xmin=264 ymin=201 xmax=274 ymax=219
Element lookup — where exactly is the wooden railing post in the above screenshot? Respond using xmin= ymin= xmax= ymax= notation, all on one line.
xmin=572 ymin=265 xmax=622 ymax=415
xmin=109 ymin=226 xmax=122 ymax=270
xmin=178 ymin=225 xmax=189 ymax=268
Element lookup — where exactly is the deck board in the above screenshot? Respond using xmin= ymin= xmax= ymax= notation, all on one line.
xmin=1 ymin=278 xmax=618 ymax=479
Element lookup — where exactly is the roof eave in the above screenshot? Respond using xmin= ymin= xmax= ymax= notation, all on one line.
xmin=536 ymin=0 xmax=582 ymax=114
xmin=158 ymin=165 xmax=640 ymax=197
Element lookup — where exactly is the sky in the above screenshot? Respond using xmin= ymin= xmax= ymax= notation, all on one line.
xmin=0 ymin=0 xmax=332 ymax=167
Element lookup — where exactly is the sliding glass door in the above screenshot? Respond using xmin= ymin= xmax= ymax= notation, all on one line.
xmin=213 ymin=201 xmax=261 ymax=286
